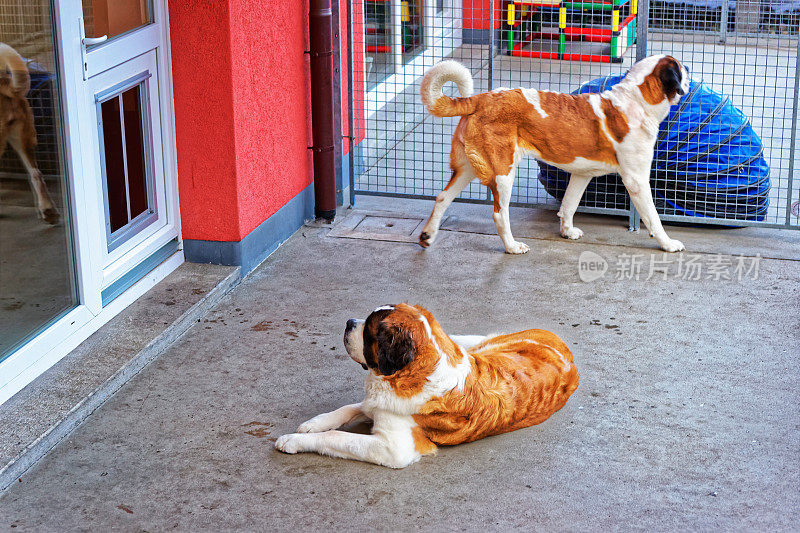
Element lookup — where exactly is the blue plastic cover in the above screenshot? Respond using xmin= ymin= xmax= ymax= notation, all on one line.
xmin=537 ymin=75 xmax=771 ymax=222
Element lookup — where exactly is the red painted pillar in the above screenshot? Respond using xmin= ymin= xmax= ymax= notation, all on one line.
xmin=168 ymin=0 xmax=316 ymax=272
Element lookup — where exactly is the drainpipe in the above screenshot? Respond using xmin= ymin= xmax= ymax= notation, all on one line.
xmin=309 ymin=0 xmax=337 ymax=221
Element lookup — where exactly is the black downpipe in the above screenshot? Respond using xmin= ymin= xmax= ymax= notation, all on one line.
xmin=309 ymin=0 xmax=337 ymax=221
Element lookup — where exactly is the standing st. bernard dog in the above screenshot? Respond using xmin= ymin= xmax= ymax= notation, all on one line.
xmin=0 ymin=42 xmax=59 ymax=224
xmin=275 ymin=304 xmax=579 ymax=468
xmin=417 ymin=54 xmax=690 ymax=254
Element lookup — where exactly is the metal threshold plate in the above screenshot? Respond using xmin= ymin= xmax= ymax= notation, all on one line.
xmin=327 ymin=213 xmax=430 ymax=243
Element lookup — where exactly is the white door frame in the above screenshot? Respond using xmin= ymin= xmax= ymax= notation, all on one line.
xmin=79 ymin=50 xmax=178 ymax=293
xmin=0 ymin=0 xmax=183 ymax=406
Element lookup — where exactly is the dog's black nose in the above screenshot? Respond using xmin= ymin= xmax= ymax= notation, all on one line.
xmin=345 ymin=319 xmax=358 ymax=333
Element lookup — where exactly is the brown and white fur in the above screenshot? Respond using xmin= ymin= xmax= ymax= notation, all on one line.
xmin=417 ymin=54 xmax=690 ymax=254
xmin=275 ymin=304 xmax=579 ymax=468
xmin=0 ymin=42 xmax=59 ymax=225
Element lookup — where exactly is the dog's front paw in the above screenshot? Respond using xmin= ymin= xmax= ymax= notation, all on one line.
xmin=505 ymin=241 xmax=530 ymax=254
xmin=660 ymin=239 xmax=685 ymax=253
xmin=560 ymin=226 xmax=584 ymax=240
xmin=275 ymin=433 xmax=305 ymax=454
xmin=296 ymin=416 xmax=328 ymax=434
xmin=419 ymin=230 xmax=436 ymax=249
xmin=40 ymin=208 xmax=61 ymax=225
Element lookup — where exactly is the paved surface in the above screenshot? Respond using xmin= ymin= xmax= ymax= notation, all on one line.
xmin=1 ymin=198 xmax=798 ymax=531
xmin=0 ymin=262 xmax=237 ymax=480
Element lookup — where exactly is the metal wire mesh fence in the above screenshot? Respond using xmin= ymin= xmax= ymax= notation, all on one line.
xmin=346 ymin=0 xmax=800 ymax=230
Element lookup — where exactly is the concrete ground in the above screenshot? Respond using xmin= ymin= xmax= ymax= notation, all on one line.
xmin=1 ymin=197 xmax=799 ymax=531
xmin=0 ymin=262 xmax=238 ymax=488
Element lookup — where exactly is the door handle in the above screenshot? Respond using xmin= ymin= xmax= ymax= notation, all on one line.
xmin=82 ymin=35 xmax=108 ymax=46
xmin=79 ymin=16 xmax=107 ymax=80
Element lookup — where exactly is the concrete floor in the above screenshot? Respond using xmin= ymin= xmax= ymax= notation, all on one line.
xmin=1 ymin=197 xmax=798 ymax=531
xmin=0 ymin=262 xmax=237 ymax=482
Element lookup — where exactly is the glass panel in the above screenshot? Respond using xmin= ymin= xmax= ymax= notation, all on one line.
xmin=401 ymin=0 xmax=425 ymax=63
xmin=82 ymin=0 xmax=152 ymax=41
xmin=365 ymin=0 xmax=395 ymax=91
xmin=122 ymin=86 xmax=147 ymax=219
xmin=0 ymin=0 xmax=78 ymax=359
xmin=100 ymin=96 xmax=127 ymax=232
xmin=99 ymin=82 xmax=152 ymax=247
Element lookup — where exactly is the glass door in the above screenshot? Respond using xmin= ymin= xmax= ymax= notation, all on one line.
xmin=0 ymin=1 xmax=77 ymax=359
xmin=365 ymin=0 xmax=394 ymax=91
xmin=364 ymin=0 xmax=428 ymax=92
xmin=78 ymin=0 xmax=178 ymax=304
xmin=400 ymin=0 xmax=425 ymax=63
xmin=0 ymin=0 xmax=180 ymax=404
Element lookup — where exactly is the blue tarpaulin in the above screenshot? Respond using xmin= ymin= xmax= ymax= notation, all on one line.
xmin=537 ymin=75 xmax=771 ymax=222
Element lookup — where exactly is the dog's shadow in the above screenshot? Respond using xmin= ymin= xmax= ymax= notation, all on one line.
xmin=341 ymin=420 xmax=373 ymax=435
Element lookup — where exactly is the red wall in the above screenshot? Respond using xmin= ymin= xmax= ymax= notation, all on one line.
xmin=464 ymin=0 xmax=499 ymax=31
xmin=169 ymin=0 xmax=313 ymax=242
xmin=168 ymin=2 xmax=240 ymax=241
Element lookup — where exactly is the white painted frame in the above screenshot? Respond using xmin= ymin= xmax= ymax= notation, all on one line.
xmin=0 ymin=0 xmax=183 ymax=407
xmin=82 ymin=49 xmax=177 ymax=290
xmin=366 ymin=0 xmax=462 ymax=118
xmin=95 ymin=72 xmax=158 ymax=254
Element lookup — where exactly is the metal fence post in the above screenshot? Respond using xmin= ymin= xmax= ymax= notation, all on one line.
xmin=786 ymin=38 xmax=800 ymax=226
xmin=719 ymin=1 xmax=728 ymax=43
xmin=629 ymin=0 xmax=650 ymax=231
xmin=488 ymin=1 xmax=495 ymax=92
xmin=487 ymin=0 xmax=495 ymax=204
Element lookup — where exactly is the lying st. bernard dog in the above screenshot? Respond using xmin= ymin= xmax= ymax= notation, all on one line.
xmin=275 ymin=304 xmax=579 ymax=468
xmin=417 ymin=54 xmax=690 ymax=254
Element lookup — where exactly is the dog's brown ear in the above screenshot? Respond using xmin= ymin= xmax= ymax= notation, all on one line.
xmin=376 ymin=323 xmax=416 ymax=375
xmin=659 ymin=60 xmax=685 ymax=98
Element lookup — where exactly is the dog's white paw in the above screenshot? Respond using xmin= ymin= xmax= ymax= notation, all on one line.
xmin=296 ymin=416 xmax=328 ymax=433
xmin=560 ymin=226 xmax=584 ymax=240
xmin=505 ymin=241 xmax=530 ymax=254
xmin=660 ymin=239 xmax=685 ymax=253
xmin=275 ymin=433 xmax=304 ymax=454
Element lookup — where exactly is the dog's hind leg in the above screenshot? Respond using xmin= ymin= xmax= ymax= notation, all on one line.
xmin=295 ymin=403 xmax=371 ymax=433
xmin=490 ymin=167 xmax=529 ymax=254
xmin=8 ymin=120 xmax=60 ymax=225
xmin=419 ymin=162 xmax=474 ymax=249
xmin=620 ymin=169 xmax=684 ymax=252
xmin=557 ymin=173 xmax=592 ymax=240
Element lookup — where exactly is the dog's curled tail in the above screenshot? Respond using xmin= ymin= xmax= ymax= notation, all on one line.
xmin=0 ymin=43 xmax=31 ymax=98
xmin=420 ymin=60 xmax=476 ymax=117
